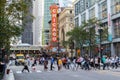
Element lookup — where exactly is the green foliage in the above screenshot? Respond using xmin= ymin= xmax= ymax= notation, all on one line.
xmin=0 ymin=0 xmax=33 ymax=49
xmin=62 ymin=41 xmax=69 ymax=48
xmin=66 ymin=18 xmax=108 ymax=55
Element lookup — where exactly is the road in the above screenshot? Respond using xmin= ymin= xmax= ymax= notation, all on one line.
xmin=9 ymin=64 xmax=120 ymax=80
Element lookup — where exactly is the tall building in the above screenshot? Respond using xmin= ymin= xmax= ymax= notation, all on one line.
xmin=22 ymin=0 xmax=33 ymax=45
xmin=33 ymin=0 xmax=44 ymax=46
xmin=59 ymin=7 xmax=74 ymax=43
xmin=59 ymin=7 xmax=74 ymax=57
xmin=74 ymin=0 xmax=120 ymax=56
xmin=43 ymin=0 xmax=59 ymax=45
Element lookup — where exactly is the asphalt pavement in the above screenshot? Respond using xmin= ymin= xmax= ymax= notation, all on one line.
xmin=4 ymin=63 xmax=120 ymax=80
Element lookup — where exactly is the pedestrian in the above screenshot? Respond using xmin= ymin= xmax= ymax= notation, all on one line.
xmin=102 ymin=56 xmax=106 ymax=70
xmin=31 ymin=63 xmax=36 ymax=71
xmin=22 ymin=63 xmax=30 ymax=72
xmin=44 ymin=57 xmax=48 ymax=71
xmin=58 ymin=57 xmax=62 ymax=71
xmin=50 ymin=56 xmax=55 ymax=70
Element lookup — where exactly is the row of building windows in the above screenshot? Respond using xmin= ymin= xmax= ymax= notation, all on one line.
xmin=75 ymin=17 xmax=120 ymax=40
xmin=75 ymin=0 xmax=99 ymax=16
xmin=75 ymin=0 xmax=120 ymax=20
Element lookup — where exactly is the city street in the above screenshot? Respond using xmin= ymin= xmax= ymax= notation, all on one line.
xmin=9 ymin=64 xmax=120 ymax=80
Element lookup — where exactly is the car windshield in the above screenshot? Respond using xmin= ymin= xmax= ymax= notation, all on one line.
xmin=16 ymin=56 xmax=24 ymax=59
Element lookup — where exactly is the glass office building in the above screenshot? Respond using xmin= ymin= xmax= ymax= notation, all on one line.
xmin=43 ymin=0 xmax=58 ymax=45
xmin=22 ymin=0 xmax=33 ymax=45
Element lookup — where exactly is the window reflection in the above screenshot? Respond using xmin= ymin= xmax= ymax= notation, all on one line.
xmin=99 ymin=1 xmax=107 ymax=19
xmin=111 ymin=0 xmax=120 ymax=15
xmin=113 ymin=18 xmax=120 ymax=38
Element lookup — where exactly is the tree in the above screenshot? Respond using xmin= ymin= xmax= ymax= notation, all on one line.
xmin=66 ymin=25 xmax=88 ymax=56
xmin=0 ymin=0 xmax=33 ymax=50
xmin=66 ymin=18 xmax=108 ymax=57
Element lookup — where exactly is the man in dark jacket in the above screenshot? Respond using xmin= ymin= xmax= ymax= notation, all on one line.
xmin=22 ymin=63 xmax=29 ymax=72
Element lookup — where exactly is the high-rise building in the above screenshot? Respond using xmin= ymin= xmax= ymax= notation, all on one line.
xmin=33 ymin=0 xmax=44 ymax=46
xmin=43 ymin=0 xmax=59 ymax=45
xmin=22 ymin=0 xmax=33 ymax=45
xmin=74 ymin=0 xmax=120 ymax=56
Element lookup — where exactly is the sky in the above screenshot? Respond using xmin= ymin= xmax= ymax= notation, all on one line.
xmin=59 ymin=0 xmax=75 ymax=7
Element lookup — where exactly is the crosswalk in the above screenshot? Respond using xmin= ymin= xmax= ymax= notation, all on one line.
xmin=95 ymin=70 xmax=120 ymax=77
xmin=16 ymin=70 xmax=42 ymax=74
xmin=15 ymin=69 xmax=59 ymax=74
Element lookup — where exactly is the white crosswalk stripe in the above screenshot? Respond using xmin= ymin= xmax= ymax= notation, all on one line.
xmin=16 ymin=71 xmax=22 ymax=73
xmin=36 ymin=70 xmax=42 ymax=73
xmin=16 ymin=70 xmax=42 ymax=74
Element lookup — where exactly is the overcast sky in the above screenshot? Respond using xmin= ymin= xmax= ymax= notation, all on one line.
xmin=59 ymin=0 xmax=75 ymax=7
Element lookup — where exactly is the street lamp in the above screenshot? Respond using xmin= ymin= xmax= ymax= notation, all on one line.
xmin=69 ymin=40 xmax=74 ymax=57
xmin=86 ymin=28 xmax=92 ymax=58
xmin=98 ymin=28 xmax=103 ymax=60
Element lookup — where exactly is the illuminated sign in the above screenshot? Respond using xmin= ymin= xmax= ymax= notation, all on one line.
xmin=50 ymin=4 xmax=58 ymax=42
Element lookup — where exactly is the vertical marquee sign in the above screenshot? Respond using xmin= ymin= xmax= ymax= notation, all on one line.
xmin=50 ymin=4 xmax=58 ymax=42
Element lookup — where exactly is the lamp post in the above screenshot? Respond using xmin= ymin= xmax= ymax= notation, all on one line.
xmin=98 ymin=28 xmax=103 ymax=60
xmin=69 ymin=40 xmax=74 ymax=57
xmin=86 ymin=28 xmax=92 ymax=58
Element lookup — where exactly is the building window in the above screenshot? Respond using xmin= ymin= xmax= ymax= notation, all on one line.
xmin=89 ymin=0 xmax=96 ymax=7
xmin=113 ymin=18 xmax=120 ymax=38
xmin=75 ymin=2 xmax=79 ymax=16
xmin=111 ymin=0 xmax=120 ymax=15
xmin=89 ymin=8 xmax=95 ymax=19
xmin=85 ymin=0 xmax=89 ymax=8
xmin=80 ymin=0 xmax=85 ymax=13
xmin=99 ymin=1 xmax=107 ymax=20
xmin=78 ymin=1 xmax=80 ymax=13
xmin=70 ymin=10 xmax=72 ymax=14
xmin=81 ymin=13 xmax=86 ymax=23
xmin=101 ymin=22 xmax=108 ymax=41
xmin=75 ymin=17 xmax=79 ymax=27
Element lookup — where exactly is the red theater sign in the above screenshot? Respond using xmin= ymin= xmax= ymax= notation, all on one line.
xmin=50 ymin=4 xmax=58 ymax=42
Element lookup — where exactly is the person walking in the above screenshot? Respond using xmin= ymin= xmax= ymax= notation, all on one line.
xmin=58 ymin=57 xmax=62 ymax=71
xmin=50 ymin=56 xmax=55 ymax=70
xmin=22 ymin=63 xmax=30 ymax=72
xmin=102 ymin=56 xmax=106 ymax=70
xmin=44 ymin=57 xmax=48 ymax=71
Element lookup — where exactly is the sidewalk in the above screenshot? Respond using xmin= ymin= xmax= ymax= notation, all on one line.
xmin=2 ymin=69 xmax=15 ymax=80
xmin=2 ymin=63 xmax=15 ymax=80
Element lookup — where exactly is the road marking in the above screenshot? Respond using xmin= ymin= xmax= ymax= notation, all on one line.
xmin=16 ymin=71 xmax=22 ymax=73
xmin=95 ymin=70 xmax=120 ymax=77
xmin=36 ymin=70 xmax=42 ymax=73
xmin=16 ymin=70 xmax=43 ymax=73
